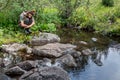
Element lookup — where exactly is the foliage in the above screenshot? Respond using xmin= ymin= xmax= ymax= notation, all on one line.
xmin=0 ymin=0 xmax=10 ymax=11
xmin=49 ymin=0 xmax=82 ymax=26
xmin=102 ymin=0 xmax=114 ymax=7
xmin=31 ymin=23 xmax=56 ymax=32
xmin=0 ymin=0 xmax=120 ymax=45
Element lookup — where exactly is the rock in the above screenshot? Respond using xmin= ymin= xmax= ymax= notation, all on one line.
xmin=35 ymin=58 xmax=52 ymax=68
xmin=20 ymin=67 xmax=70 ymax=80
xmin=16 ymin=60 xmax=37 ymax=71
xmin=94 ymin=59 xmax=103 ymax=66
xmin=3 ymin=57 xmax=12 ymax=67
xmin=56 ymin=54 xmax=77 ymax=68
xmin=72 ymin=51 xmax=81 ymax=58
xmin=0 ymin=73 xmax=11 ymax=80
xmin=79 ymin=41 xmax=88 ymax=45
xmin=0 ymin=54 xmax=13 ymax=67
xmin=5 ymin=66 xmax=26 ymax=77
xmin=82 ymin=49 xmax=93 ymax=55
xmin=91 ymin=38 xmax=98 ymax=42
xmin=1 ymin=43 xmax=32 ymax=54
xmin=0 ymin=58 xmax=4 ymax=67
xmin=111 ymin=43 xmax=120 ymax=49
xmin=30 ymin=33 xmax=60 ymax=46
xmin=32 ymin=43 xmax=76 ymax=58
xmin=63 ymin=49 xmax=81 ymax=58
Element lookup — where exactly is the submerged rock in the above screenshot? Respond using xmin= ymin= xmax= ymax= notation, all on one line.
xmin=82 ymin=49 xmax=93 ymax=55
xmin=1 ymin=43 xmax=32 ymax=54
xmin=20 ymin=67 xmax=70 ymax=80
xmin=32 ymin=43 xmax=76 ymax=58
xmin=55 ymin=54 xmax=77 ymax=68
xmin=5 ymin=66 xmax=26 ymax=77
xmin=0 ymin=73 xmax=11 ymax=80
xmin=30 ymin=33 xmax=60 ymax=46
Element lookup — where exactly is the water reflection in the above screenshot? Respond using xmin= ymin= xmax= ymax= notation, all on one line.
xmin=69 ymin=47 xmax=120 ymax=80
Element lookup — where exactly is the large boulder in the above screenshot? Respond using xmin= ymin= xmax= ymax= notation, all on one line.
xmin=16 ymin=60 xmax=37 ymax=71
xmin=32 ymin=43 xmax=76 ymax=58
xmin=1 ymin=43 xmax=32 ymax=54
xmin=5 ymin=66 xmax=26 ymax=77
xmin=20 ymin=67 xmax=70 ymax=80
xmin=30 ymin=33 xmax=60 ymax=46
xmin=55 ymin=54 xmax=77 ymax=68
xmin=0 ymin=73 xmax=11 ymax=80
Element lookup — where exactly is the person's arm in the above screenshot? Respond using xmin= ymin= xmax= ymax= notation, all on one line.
xmin=20 ymin=21 xmax=29 ymax=28
xmin=26 ymin=18 xmax=35 ymax=28
xmin=19 ymin=14 xmax=29 ymax=28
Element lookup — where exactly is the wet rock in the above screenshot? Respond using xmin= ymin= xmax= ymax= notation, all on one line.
xmin=82 ymin=49 xmax=93 ymax=55
xmin=72 ymin=51 xmax=81 ymax=58
xmin=5 ymin=66 xmax=26 ymax=77
xmin=94 ymin=59 xmax=103 ymax=66
xmin=30 ymin=33 xmax=60 ymax=46
xmin=0 ymin=58 xmax=12 ymax=68
xmin=0 ymin=58 xmax=4 ymax=67
xmin=56 ymin=54 xmax=77 ymax=68
xmin=92 ymin=38 xmax=98 ymax=42
xmin=0 ymin=54 xmax=13 ymax=67
xmin=1 ymin=43 xmax=32 ymax=54
xmin=111 ymin=43 xmax=120 ymax=49
xmin=32 ymin=43 xmax=76 ymax=58
xmin=16 ymin=60 xmax=37 ymax=71
xmin=68 ymin=50 xmax=81 ymax=58
xmin=35 ymin=58 xmax=52 ymax=68
xmin=0 ymin=73 xmax=11 ymax=80
xmin=3 ymin=57 xmax=12 ymax=67
xmin=62 ymin=49 xmax=81 ymax=58
xmin=79 ymin=41 xmax=88 ymax=45
xmin=20 ymin=67 xmax=70 ymax=80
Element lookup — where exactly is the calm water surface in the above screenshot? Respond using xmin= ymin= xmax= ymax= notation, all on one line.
xmin=69 ymin=48 xmax=120 ymax=80
xmin=57 ymin=29 xmax=120 ymax=80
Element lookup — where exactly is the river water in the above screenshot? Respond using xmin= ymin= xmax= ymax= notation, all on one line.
xmin=57 ymin=29 xmax=120 ymax=80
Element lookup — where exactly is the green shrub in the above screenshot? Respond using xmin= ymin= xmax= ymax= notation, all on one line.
xmin=114 ymin=7 xmax=120 ymax=18
xmin=102 ymin=0 xmax=114 ymax=7
xmin=31 ymin=23 xmax=56 ymax=32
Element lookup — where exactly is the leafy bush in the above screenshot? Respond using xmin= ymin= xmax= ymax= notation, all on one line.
xmin=114 ymin=7 xmax=120 ymax=18
xmin=31 ymin=23 xmax=56 ymax=32
xmin=102 ymin=0 xmax=114 ymax=7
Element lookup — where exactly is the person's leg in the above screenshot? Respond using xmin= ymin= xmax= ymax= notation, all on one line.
xmin=25 ymin=28 xmax=32 ymax=34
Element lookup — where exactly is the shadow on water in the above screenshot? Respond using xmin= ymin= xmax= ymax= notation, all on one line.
xmin=56 ymin=28 xmax=120 ymax=80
